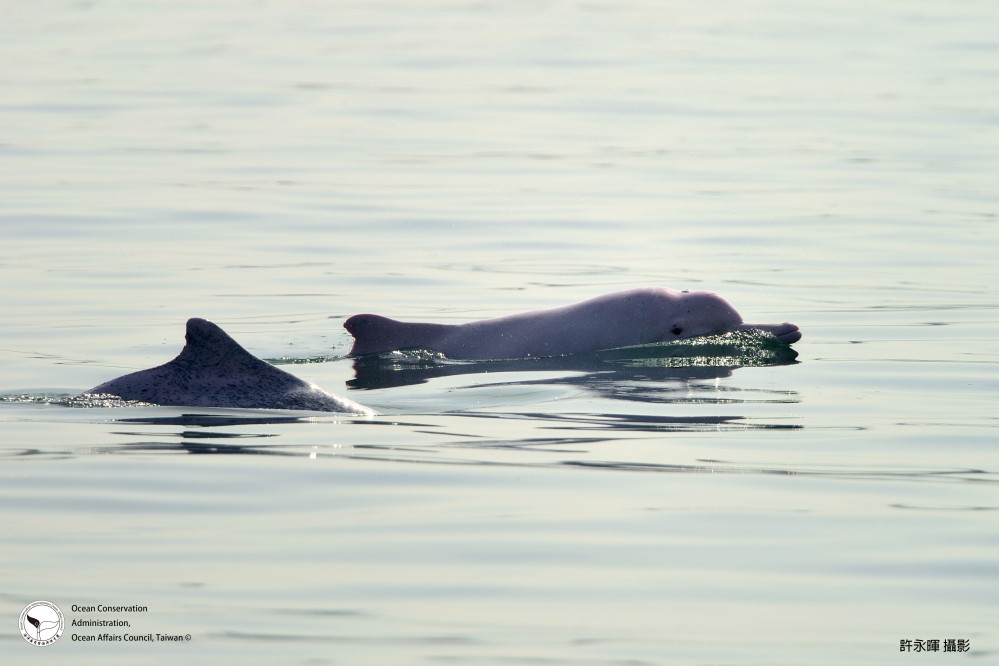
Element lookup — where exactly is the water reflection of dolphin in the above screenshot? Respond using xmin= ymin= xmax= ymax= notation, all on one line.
xmin=346 ymin=287 xmax=801 ymax=360
xmin=79 ymin=318 xmax=375 ymax=414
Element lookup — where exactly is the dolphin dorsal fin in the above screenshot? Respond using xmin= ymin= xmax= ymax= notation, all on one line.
xmin=79 ymin=318 xmax=375 ymax=413
xmin=344 ymin=314 xmax=454 ymax=355
xmin=176 ymin=318 xmax=261 ymax=368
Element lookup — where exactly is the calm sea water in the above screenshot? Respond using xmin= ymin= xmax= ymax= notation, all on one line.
xmin=2 ymin=1 xmax=997 ymax=664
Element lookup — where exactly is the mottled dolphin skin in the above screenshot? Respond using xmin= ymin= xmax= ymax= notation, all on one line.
xmin=80 ymin=318 xmax=375 ymax=414
xmin=345 ymin=287 xmax=801 ymax=360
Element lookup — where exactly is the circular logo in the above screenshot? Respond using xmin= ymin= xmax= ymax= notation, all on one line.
xmin=19 ymin=601 xmax=64 ymax=646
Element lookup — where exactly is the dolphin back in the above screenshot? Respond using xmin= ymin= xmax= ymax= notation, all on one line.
xmin=81 ymin=318 xmax=376 ymax=414
xmin=344 ymin=314 xmax=454 ymax=356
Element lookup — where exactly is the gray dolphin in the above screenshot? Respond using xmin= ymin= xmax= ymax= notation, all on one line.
xmin=80 ymin=318 xmax=375 ymax=414
xmin=345 ymin=287 xmax=801 ymax=360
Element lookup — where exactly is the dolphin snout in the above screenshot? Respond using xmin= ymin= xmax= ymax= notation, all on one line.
xmin=772 ymin=323 xmax=802 ymax=344
xmin=739 ymin=322 xmax=801 ymax=344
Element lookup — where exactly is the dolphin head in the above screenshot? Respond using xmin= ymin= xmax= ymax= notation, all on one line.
xmin=660 ymin=291 xmax=744 ymax=340
xmin=661 ymin=290 xmax=801 ymax=344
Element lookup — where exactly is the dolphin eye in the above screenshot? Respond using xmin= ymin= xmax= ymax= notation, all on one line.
xmin=671 ymin=326 xmax=683 ymax=336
